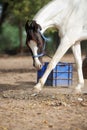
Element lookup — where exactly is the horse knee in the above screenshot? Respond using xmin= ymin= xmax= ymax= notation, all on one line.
xmin=47 ymin=61 xmax=57 ymax=71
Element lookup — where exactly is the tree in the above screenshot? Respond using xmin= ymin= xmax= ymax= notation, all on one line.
xmin=0 ymin=1 xmax=8 ymax=34
xmin=1 ymin=0 xmax=50 ymax=53
xmin=7 ymin=0 xmax=31 ymax=53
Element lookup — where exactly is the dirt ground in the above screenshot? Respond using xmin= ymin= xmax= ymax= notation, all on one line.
xmin=0 ymin=55 xmax=87 ymax=130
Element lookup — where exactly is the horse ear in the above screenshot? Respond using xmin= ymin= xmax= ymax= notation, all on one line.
xmin=25 ymin=20 xmax=42 ymax=32
xmin=29 ymin=20 xmax=34 ymax=27
xmin=31 ymin=20 xmax=42 ymax=31
xmin=31 ymin=20 xmax=38 ymax=31
xmin=38 ymin=24 xmax=42 ymax=30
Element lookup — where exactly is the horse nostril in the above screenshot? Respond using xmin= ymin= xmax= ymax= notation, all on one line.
xmin=39 ymin=64 xmax=42 ymax=69
xmin=33 ymin=63 xmax=35 ymax=67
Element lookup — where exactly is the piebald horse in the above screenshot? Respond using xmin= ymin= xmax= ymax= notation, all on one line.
xmin=25 ymin=0 xmax=87 ymax=93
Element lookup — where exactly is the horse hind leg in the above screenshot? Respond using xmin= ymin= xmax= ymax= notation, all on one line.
xmin=72 ymin=42 xmax=84 ymax=93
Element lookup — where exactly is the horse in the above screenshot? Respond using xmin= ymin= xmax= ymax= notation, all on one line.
xmin=25 ymin=0 xmax=87 ymax=93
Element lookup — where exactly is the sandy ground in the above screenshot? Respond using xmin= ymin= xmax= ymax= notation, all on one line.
xmin=0 ymin=55 xmax=87 ymax=130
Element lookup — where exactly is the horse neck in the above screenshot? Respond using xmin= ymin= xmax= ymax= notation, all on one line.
xmin=34 ymin=0 xmax=74 ymax=33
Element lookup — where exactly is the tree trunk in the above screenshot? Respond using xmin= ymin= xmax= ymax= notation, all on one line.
xmin=18 ymin=20 xmax=23 ymax=54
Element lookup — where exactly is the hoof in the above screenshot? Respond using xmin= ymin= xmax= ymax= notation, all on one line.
xmin=73 ymin=83 xmax=84 ymax=94
xmin=75 ymin=87 xmax=82 ymax=94
xmin=34 ymin=82 xmax=42 ymax=91
xmin=31 ymin=83 xmax=42 ymax=96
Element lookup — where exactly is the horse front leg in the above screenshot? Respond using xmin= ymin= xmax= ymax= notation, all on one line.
xmin=72 ymin=42 xmax=84 ymax=92
xmin=33 ymin=36 xmax=74 ymax=93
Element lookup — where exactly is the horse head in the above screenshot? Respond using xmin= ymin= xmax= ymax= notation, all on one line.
xmin=25 ymin=20 xmax=46 ymax=70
